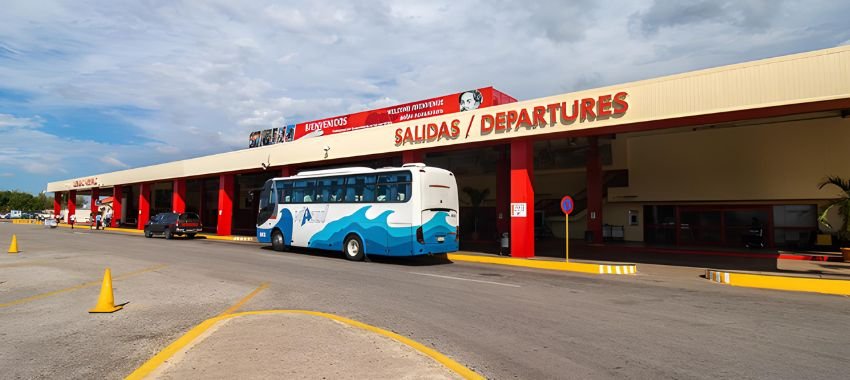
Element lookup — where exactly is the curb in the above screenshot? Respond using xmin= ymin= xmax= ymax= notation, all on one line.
xmin=705 ymin=269 xmax=850 ymax=296
xmin=33 ymin=222 xmax=257 ymax=242
xmin=11 ymin=219 xmax=42 ymax=225
xmin=447 ymin=254 xmax=636 ymax=275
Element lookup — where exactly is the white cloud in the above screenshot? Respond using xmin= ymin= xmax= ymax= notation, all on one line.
xmin=0 ymin=0 xmax=849 ymax=193
xmin=99 ymin=155 xmax=129 ymax=168
xmin=0 ymin=173 xmax=14 ymax=177
xmin=0 ymin=114 xmax=44 ymax=129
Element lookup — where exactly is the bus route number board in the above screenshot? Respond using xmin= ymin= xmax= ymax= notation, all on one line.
xmin=511 ymin=203 xmax=527 ymax=218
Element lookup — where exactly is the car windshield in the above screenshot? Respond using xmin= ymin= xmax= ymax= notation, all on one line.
xmin=153 ymin=213 xmax=177 ymax=223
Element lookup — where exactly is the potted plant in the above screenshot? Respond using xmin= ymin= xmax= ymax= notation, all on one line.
xmin=817 ymin=176 xmax=850 ymax=262
xmin=462 ymin=187 xmax=490 ymax=241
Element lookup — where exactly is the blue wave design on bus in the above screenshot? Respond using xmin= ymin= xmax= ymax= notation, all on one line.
xmin=307 ymin=206 xmax=457 ymax=256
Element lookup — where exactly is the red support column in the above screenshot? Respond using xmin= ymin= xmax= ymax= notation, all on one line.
xmin=586 ymin=137 xmax=603 ymax=244
xmin=217 ymin=174 xmax=235 ymax=236
xmin=90 ymin=188 xmax=100 ymax=221
xmin=496 ymin=145 xmax=510 ymax=237
xmin=112 ymin=185 xmax=123 ymax=228
xmin=137 ymin=183 xmax=151 ymax=230
xmin=510 ymin=140 xmax=535 ymax=258
xmin=173 ymin=179 xmax=186 ymax=213
xmin=402 ymin=150 xmax=424 ymax=164
xmin=53 ymin=193 xmax=61 ymax=218
xmin=68 ymin=190 xmax=76 ymax=223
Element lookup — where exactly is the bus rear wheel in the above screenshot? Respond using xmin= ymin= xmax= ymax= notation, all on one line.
xmin=343 ymin=235 xmax=364 ymax=261
xmin=271 ymin=230 xmax=285 ymax=252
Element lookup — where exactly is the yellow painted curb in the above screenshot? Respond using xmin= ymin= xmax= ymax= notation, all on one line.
xmin=51 ymin=223 xmax=256 ymax=241
xmin=125 ymin=310 xmax=483 ymax=380
xmin=447 ymin=254 xmax=636 ymax=275
xmin=200 ymin=234 xmax=257 ymax=242
xmin=12 ymin=219 xmax=41 ymax=225
xmin=705 ymin=269 xmax=850 ymax=296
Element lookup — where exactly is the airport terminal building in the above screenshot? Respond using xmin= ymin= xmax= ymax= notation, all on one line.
xmin=46 ymin=46 xmax=850 ymax=257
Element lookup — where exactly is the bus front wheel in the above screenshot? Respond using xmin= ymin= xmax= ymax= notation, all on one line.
xmin=272 ymin=230 xmax=286 ymax=252
xmin=343 ymin=235 xmax=364 ymax=261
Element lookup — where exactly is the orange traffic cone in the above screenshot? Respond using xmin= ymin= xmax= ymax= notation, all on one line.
xmin=89 ymin=268 xmax=123 ymax=313
xmin=7 ymin=234 xmax=18 ymax=254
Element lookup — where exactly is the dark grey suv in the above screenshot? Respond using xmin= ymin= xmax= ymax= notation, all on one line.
xmin=144 ymin=212 xmax=202 ymax=239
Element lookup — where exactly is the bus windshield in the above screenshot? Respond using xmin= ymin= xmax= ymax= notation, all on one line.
xmin=256 ymin=180 xmax=276 ymax=226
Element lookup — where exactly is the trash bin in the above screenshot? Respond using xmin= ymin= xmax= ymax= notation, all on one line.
xmin=500 ymin=232 xmax=510 ymax=256
xmin=584 ymin=230 xmax=594 ymax=242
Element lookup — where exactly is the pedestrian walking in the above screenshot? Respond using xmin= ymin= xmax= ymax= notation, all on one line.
xmin=95 ymin=213 xmax=103 ymax=230
xmin=70 ymin=214 xmax=76 ymax=229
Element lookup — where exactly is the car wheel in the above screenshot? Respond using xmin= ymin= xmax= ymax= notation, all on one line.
xmin=187 ymin=233 xmax=196 ymax=239
xmin=343 ymin=235 xmax=364 ymax=261
xmin=165 ymin=229 xmax=173 ymax=240
xmin=271 ymin=230 xmax=285 ymax=252
xmin=145 ymin=230 xmax=152 ymax=238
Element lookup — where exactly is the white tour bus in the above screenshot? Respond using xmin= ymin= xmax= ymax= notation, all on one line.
xmin=256 ymin=163 xmax=459 ymax=260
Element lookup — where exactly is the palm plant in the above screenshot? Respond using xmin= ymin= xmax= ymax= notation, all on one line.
xmin=817 ymin=176 xmax=850 ymax=244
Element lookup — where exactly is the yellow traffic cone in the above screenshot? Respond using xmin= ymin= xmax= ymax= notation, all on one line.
xmin=7 ymin=234 xmax=18 ymax=254
xmin=89 ymin=268 xmax=123 ymax=313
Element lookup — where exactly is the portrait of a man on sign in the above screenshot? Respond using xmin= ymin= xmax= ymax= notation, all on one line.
xmin=459 ymin=89 xmax=483 ymax=111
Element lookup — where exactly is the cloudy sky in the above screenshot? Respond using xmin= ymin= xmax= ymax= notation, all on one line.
xmin=1 ymin=0 xmax=848 ymax=193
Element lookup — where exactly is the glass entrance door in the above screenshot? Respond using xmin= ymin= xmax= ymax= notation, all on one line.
xmin=677 ymin=206 xmax=772 ymax=248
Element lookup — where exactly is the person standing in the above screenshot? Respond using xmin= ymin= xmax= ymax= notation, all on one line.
xmin=95 ymin=213 xmax=103 ymax=230
xmin=69 ymin=213 xmax=76 ymax=229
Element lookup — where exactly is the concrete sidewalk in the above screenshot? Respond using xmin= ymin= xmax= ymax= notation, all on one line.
xmin=145 ymin=313 xmax=462 ymax=380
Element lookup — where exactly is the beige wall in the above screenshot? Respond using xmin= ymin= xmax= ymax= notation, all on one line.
xmin=603 ymin=115 xmax=850 ymax=242
xmin=48 ymin=46 xmax=850 ymax=193
xmin=609 ymin=116 xmax=850 ymax=202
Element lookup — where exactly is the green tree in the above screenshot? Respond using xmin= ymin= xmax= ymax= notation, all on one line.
xmin=0 ymin=190 xmax=53 ymax=212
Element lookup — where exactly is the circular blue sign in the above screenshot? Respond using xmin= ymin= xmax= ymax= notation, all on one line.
xmin=561 ymin=195 xmax=574 ymax=215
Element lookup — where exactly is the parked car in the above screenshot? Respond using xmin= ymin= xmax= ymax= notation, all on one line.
xmin=144 ymin=212 xmax=203 ymax=239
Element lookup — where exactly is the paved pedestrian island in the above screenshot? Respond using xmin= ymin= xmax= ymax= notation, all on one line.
xmin=140 ymin=312 xmax=465 ymax=380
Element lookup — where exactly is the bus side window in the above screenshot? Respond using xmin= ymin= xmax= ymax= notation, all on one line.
xmin=344 ymin=175 xmax=376 ymax=202
xmin=376 ymin=171 xmax=411 ymax=203
xmin=316 ymin=177 xmax=343 ymax=203
xmin=277 ymin=181 xmax=292 ymax=204
xmin=291 ymin=180 xmax=315 ymax=203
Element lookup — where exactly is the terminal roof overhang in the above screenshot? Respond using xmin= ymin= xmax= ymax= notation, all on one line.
xmin=47 ymin=45 xmax=850 ymax=193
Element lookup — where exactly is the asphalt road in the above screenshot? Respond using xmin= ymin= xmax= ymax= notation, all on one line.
xmin=1 ymin=223 xmax=848 ymax=379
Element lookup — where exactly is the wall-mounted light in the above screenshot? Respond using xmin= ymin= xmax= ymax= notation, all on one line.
xmin=323 ymin=145 xmax=331 ymax=159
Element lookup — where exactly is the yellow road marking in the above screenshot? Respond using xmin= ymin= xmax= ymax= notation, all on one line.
xmin=125 ymin=309 xmax=484 ymax=380
xmin=217 ymin=282 xmax=268 ymax=317
xmin=0 ymin=264 xmax=166 ymax=308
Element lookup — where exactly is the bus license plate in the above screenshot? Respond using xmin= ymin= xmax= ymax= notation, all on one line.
xmin=437 ymin=236 xmax=445 ymax=242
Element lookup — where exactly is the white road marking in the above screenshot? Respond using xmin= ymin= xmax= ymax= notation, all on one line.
xmin=408 ymin=272 xmax=521 ymax=288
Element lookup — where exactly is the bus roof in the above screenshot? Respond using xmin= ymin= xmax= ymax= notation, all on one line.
xmin=269 ymin=164 xmax=440 ymax=182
